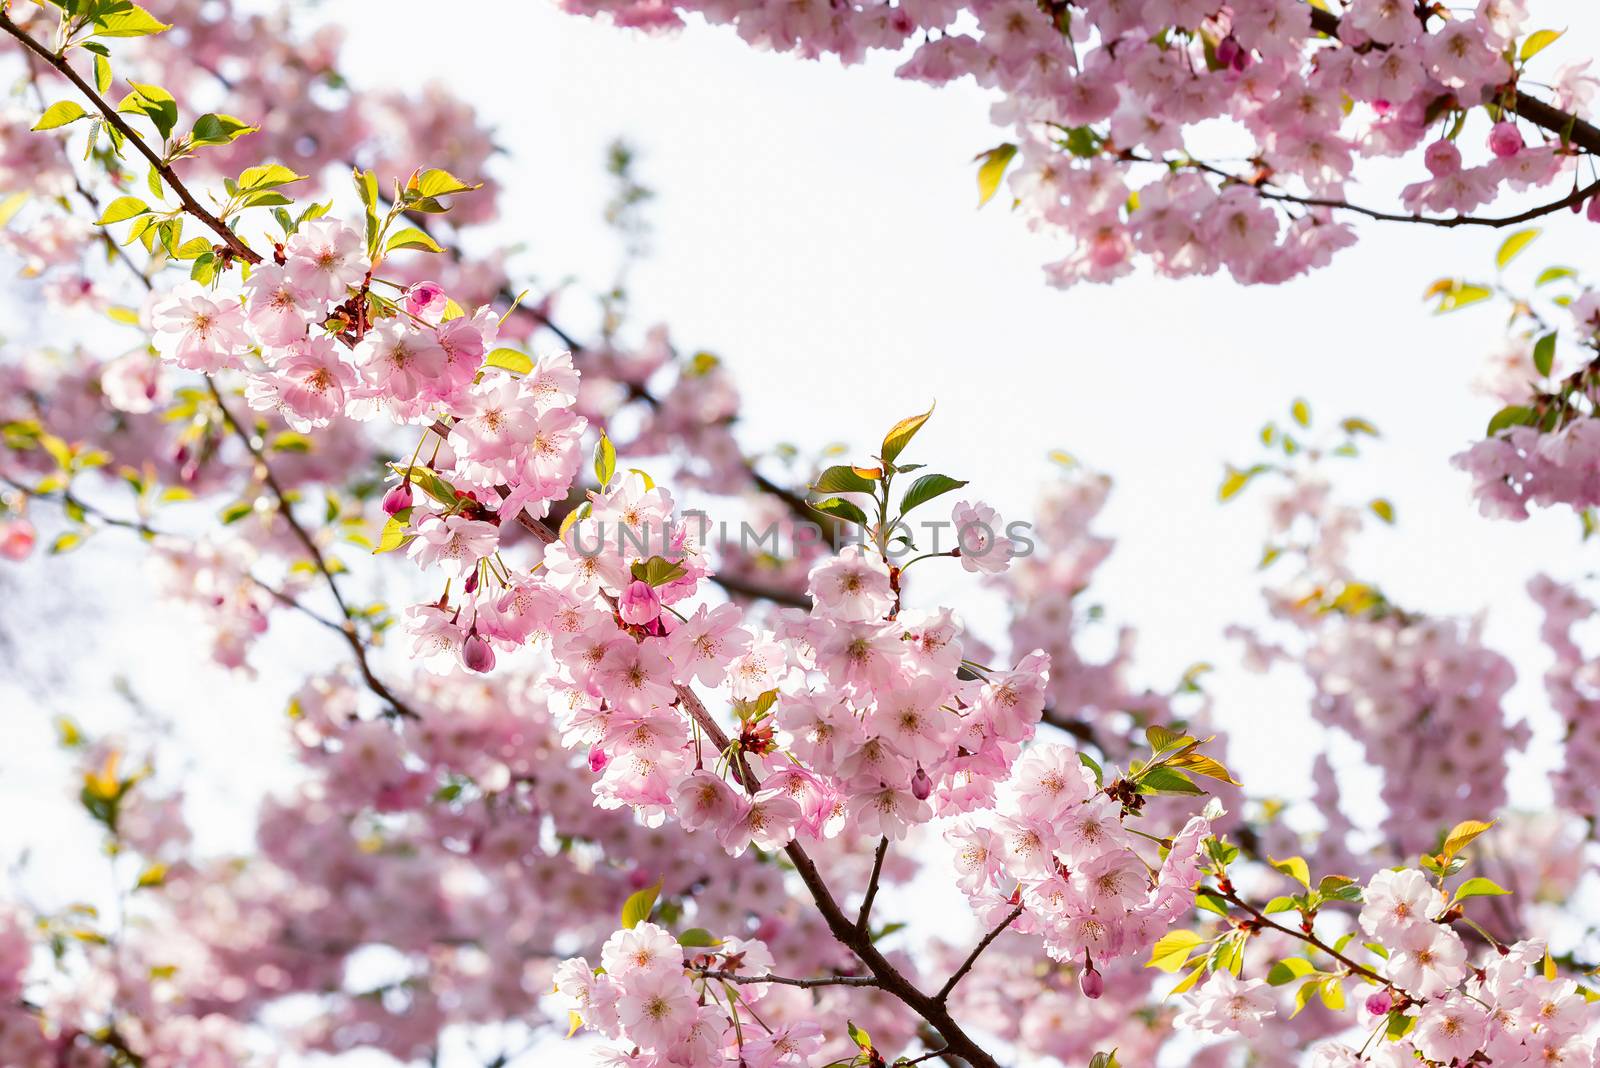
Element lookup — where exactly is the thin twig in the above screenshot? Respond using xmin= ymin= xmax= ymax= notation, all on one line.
xmin=0 ymin=10 xmax=260 ymax=264
xmin=693 ymin=969 xmax=880 ymax=989
xmin=936 ymin=903 xmax=1024 ymax=1003
xmin=857 ymin=836 xmax=890 ymax=934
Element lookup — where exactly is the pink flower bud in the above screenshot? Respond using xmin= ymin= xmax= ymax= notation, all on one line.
xmin=588 ymin=746 xmax=608 ymax=773
xmin=1487 ymin=121 xmax=1522 ymax=159
xmin=1424 ymin=140 xmax=1461 ymax=177
xmin=1365 ymin=991 xmax=1393 ymax=1017
xmin=1079 ymin=959 xmax=1104 ymax=999
xmin=1215 ymin=35 xmax=1248 ymax=72
xmin=405 ymin=281 xmax=449 ymax=324
xmin=1587 ymin=196 xmax=1600 ymax=223
xmin=618 ymin=579 xmax=663 ymax=626
xmin=911 ymin=766 xmax=932 ymax=801
xmin=462 ymin=633 xmax=495 ymax=673
xmin=0 ymin=519 xmax=36 ymax=561
xmin=382 ymin=483 xmax=412 ymax=515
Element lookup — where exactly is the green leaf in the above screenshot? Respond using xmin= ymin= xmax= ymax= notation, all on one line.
xmin=50 ymin=531 xmax=86 ymax=554
xmin=0 ymin=191 xmax=29 ymax=229
xmin=1440 ymin=819 xmax=1494 ymax=861
xmin=385 ymin=226 xmax=444 ymax=254
xmin=93 ymin=3 xmax=170 ymax=36
xmin=1519 ymin=28 xmax=1564 ymax=61
xmin=974 ymin=143 xmax=1017 ymax=208
xmin=121 ymin=82 xmax=177 ymax=141
xmin=1453 ymin=876 xmax=1511 ymax=901
xmin=1368 ymin=498 xmax=1395 ymax=524
xmin=33 ymin=101 xmax=88 ymax=131
xmin=593 ymin=432 xmax=616 ymax=488
xmin=1487 ymin=405 xmax=1535 ymax=436
xmin=96 ymin=196 xmax=149 ymax=225
xmin=135 ymin=863 xmax=168 ymax=889
xmin=1267 ymin=957 xmax=1316 ymax=986
xmin=1137 ymin=766 xmax=1204 ymax=796
xmin=1218 ymin=463 xmax=1268 ymax=502
xmin=1146 ymin=930 xmax=1203 ymax=973
xmin=1088 ymin=1052 xmax=1121 ymax=1068
xmin=1318 ymin=977 xmax=1346 ymax=1012
xmin=1533 ymin=332 xmax=1557 ymax=377
xmin=1270 ymin=856 xmax=1311 ymax=889
xmin=1496 ymin=228 xmax=1541 ymax=270
xmin=1535 ymin=266 xmax=1576 ymax=287
xmin=94 ymin=53 xmax=112 ymax=94
xmin=1168 ymin=752 xmax=1240 ymax=785
xmin=620 ymin=879 xmax=662 ymax=929
xmin=414 ymin=168 xmax=482 ymax=198
xmin=1429 ymin=280 xmax=1493 ymax=314
xmin=484 ymin=348 xmax=533 ymax=375
xmin=1291 ymin=398 xmax=1311 ymax=428
xmin=677 ymin=928 xmax=722 ymax=948
xmin=813 ymin=465 xmax=878 ymax=495
xmin=373 ymin=511 xmax=413 ymax=554
xmin=238 ymin=164 xmax=308 ymax=193
xmin=189 ymin=113 xmax=256 ymax=147
xmin=810 ymin=496 xmax=870 ymax=526
xmin=846 ymin=1021 xmax=873 ymax=1052
xmin=881 ymin=404 xmax=935 ymax=466
xmin=630 ymin=556 xmax=687 ymax=588
xmin=898 ymin=473 xmax=968 ymax=516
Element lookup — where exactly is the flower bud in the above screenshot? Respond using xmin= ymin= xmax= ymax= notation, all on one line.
xmin=618 ymin=579 xmax=663 ymax=626
xmin=1365 ymin=991 xmax=1392 ymax=1017
xmin=0 ymin=519 xmax=37 ymax=562
xmin=911 ymin=765 xmax=932 ymax=801
xmin=462 ymin=633 xmax=495 ymax=673
xmin=1424 ymin=139 xmax=1461 ymax=177
xmin=382 ymin=483 xmax=412 ymax=515
xmin=1487 ymin=121 xmax=1522 ymax=159
xmin=1079 ymin=957 xmax=1103 ymax=999
xmin=1587 ymin=195 xmax=1600 ymax=223
xmin=405 ymin=281 xmax=449 ymax=324
xmin=588 ymin=746 xmax=609 ymax=773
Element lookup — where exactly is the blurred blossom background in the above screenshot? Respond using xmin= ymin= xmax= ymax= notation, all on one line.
xmin=3 ymin=2 xmax=1599 ymax=1063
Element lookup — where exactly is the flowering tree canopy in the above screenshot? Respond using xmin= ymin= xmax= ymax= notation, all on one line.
xmin=0 ymin=0 xmax=1598 ymax=1067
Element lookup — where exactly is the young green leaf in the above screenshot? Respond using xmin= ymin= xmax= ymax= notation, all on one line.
xmin=385 ymin=227 xmax=444 ymax=254
xmin=33 ymin=101 xmax=88 ymax=131
xmin=484 ymin=348 xmax=533 ymax=375
xmin=881 ymin=403 xmax=935 ymax=465
xmin=898 ymin=473 xmax=968 ymax=516
xmin=96 ymin=196 xmax=150 ymax=225
xmin=594 ymin=432 xmax=616 ymax=488
xmin=620 ymin=879 xmax=662 ymax=929
xmin=1496 ymin=228 xmax=1541 ymax=270
xmin=974 ymin=143 xmax=1017 ymax=208
xmin=813 ymin=464 xmax=877 ymax=495
xmin=1533 ymin=331 xmax=1557 ymax=377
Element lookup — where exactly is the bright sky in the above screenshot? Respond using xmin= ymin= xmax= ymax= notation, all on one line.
xmin=4 ymin=3 xmax=1599 ymax=1064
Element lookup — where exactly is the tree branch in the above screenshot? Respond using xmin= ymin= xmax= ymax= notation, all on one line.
xmin=857 ymin=836 xmax=890 ymax=934
xmin=936 ymin=903 xmax=1024 ymax=1003
xmin=693 ymin=969 xmax=881 ymax=989
xmin=0 ymin=10 xmax=261 ymax=264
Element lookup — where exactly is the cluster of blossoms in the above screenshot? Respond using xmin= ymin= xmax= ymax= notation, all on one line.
xmin=1225 ymin=427 xmax=1529 ymax=863
xmin=1453 ymin=418 xmax=1600 ymax=520
xmin=1529 ymin=574 xmax=1600 ymax=821
xmin=555 ymin=924 xmax=832 ymax=1066
xmin=560 ymin=0 xmax=1598 ymax=287
xmin=947 ymin=742 xmax=1216 ymax=973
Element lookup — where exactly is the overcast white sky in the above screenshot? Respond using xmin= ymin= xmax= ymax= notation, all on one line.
xmin=4 ymin=3 xmax=1600 ymax=1064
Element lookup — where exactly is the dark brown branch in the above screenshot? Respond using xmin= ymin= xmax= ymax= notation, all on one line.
xmin=693 ymin=969 xmax=881 ymax=989
xmin=1211 ymin=886 xmax=1393 ymax=989
xmin=936 ymin=904 xmax=1024 ymax=1003
xmin=857 ymin=836 xmax=890 ymax=933
xmin=0 ymin=10 xmax=261 ymax=264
